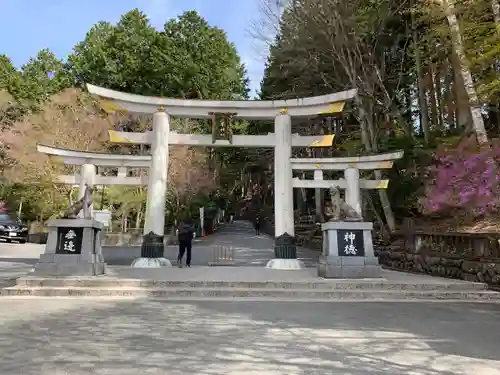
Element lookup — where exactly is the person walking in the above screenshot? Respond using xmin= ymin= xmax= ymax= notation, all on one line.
xmin=255 ymin=215 xmax=261 ymax=235
xmin=177 ymin=220 xmax=195 ymax=268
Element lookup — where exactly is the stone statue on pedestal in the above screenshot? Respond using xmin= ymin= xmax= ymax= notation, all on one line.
xmin=325 ymin=186 xmax=362 ymax=222
xmin=31 ymin=183 xmax=105 ymax=277
xmin=61 ymin=185 xmax=93 ymax=219
xmin=319 ymin=186 xmax=382 ymax=278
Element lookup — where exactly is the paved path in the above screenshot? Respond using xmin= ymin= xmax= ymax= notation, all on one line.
xmin=104 ymin=221 xmax=320 ymax=267
xmin=0 ymin=297 xmax=499 ymax=374
xmin=0 ymin=221 xmax=319 ymax=277
xmin=0 ymin=221 xmax=319 ymax=285
xmin=1 ymin=225 xmax=500 ymax=373
xmin=105 ymin=265 xmax=486 ymax=287
xmin=0 ymin=242 xmax=43 ymax=287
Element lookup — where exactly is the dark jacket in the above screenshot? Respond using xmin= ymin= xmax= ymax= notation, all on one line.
xmin=178 ymin=224 xmax=194 ymax=243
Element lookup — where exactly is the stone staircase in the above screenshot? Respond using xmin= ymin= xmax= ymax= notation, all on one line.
xmin=3 ymin=268 xmax=500 ymax=301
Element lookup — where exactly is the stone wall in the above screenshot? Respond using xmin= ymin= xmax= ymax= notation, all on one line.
xmin=102 ymin=223 xmax=221 ymax=247
xmin=28 ymin=233 xmax=48 ymax=244
xmin=376 ymin=233 xmax=500 ymax=286
xmin=102 ymin=231 xmax=143 ymax=247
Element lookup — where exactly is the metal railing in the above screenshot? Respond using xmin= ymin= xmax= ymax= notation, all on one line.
xmin=208 ymin=245 xmax=235 ymax=266
xmin=394 ymin=218 xmax=500 ymax=259
xmin=375 ymin=218 xmax=500 ymax=285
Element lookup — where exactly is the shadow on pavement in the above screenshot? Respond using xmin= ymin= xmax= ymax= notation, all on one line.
xmin=0 ymin=298 xmax=499 ymax=374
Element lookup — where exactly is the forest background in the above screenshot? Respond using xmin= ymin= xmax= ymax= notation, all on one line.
xmin=1 ymin=0 xmax=499 ymax=234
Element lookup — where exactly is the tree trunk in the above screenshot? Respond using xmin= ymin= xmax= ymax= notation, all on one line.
xmin=412 ymin=10 xmax=431 ymax=143
xmin=429 ymin=65 xmax=439 ymax=129
xmin=444 ymin=61 xmax=456 ymax=129
xmin=315 ymin=187 xmax=324 ymax=222
xmin=300 ymin=172 xmax=307 ymax=213
xmin=403 ymin=18 xmax=414 ymax=134
xmin=120 ymin=203 xmax=129 ymax=233
xmin=492 ymin=0 xmax=500 ymax=33
xmin=135 ymin=205 xmax=142 ymax=229
xmin=442 ymin=0 xmax=489 ymax=144
xmin=240 ymin=170 xmax=245 ymax=199
xmin=404 ymin=86 xmax=413 ymax=134
xmin=68 ymin=190 xmax=73 ymax=206
xmin=435 ymin=64 xmax=445 ymax=130
xmin=451 ymin=51 xmax=472 ymax=130
xmin=355 ymin=96 xmax=396 ymax=232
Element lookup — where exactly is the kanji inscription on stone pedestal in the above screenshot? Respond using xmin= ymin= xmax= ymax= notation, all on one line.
xmin=337 ymin=229 xmax=365 ymax=257
xmin=56 ymin=227 xmax=84 ymax=254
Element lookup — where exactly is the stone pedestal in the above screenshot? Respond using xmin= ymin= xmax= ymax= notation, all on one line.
xmin=31 ymin=219 xmax=105 ymax=276
xmin=318 ymin=221 xmax=382 ymax=278
xmin=266 ymin=233 xmax=305 ymax=270
xmin=131 ymin=231 xmax=171 ymax=268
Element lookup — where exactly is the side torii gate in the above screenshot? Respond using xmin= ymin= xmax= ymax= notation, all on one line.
xmin=37 ymin=144 xmax=151 ymax=218
xmin=86 ymin=84 xmax=357 ymax=268
xmin=38 ymin=144 xmax=151 ymax=187
xmin=291 ymin=151 xmax=404 ymax=217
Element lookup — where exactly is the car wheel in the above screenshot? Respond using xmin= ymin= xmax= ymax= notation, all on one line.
xmin=5 ymin=239 xmax=11 ymax=243
xmin=19 ymin=240 xmax=26 ymax=244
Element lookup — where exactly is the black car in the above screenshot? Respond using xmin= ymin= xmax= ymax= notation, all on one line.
xmin=0 ymin=213 xmax=28 ymax=243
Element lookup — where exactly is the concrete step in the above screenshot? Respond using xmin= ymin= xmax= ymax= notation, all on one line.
xmin=2 ymin=286 xmax=499 ymax=300
xmin=11 ymin=277 xmax=489 ymax=291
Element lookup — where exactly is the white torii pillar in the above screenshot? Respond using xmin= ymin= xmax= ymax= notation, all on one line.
xmin=266 ymin=112 xmax=304 ymax=270
xmin=273 ymin=113 xmax=294 ymax=237
xmin=131 ymin=106 xmax=172 ymax=268
xmin=344 ymin=167 xmax=362 ymax=217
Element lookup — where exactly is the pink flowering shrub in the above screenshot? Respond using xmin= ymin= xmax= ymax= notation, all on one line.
xmin=420 ymin=136 xmax=500 ymax=218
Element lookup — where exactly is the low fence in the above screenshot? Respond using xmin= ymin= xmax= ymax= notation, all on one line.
xmin=208 ymin=245 xmax=235 ymax=266
xmin=376 ymin=219 xmax=500 ymax=285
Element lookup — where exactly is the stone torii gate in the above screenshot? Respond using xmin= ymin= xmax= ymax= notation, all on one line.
xmin=41 ymin=144 xmax=403 ymax=224
xmin=37 ymin=144 xmax=151 ymax=218
xmin=38 ymin=144 xmax=151 ymax=186
xmin=290 ymin=151 xmax=404 ymax=217
xmin=86 ymin=84 xmax=357 ymax=268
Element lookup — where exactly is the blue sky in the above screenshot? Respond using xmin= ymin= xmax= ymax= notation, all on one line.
xmin=0 ymin=0 xmax=270 ymax=96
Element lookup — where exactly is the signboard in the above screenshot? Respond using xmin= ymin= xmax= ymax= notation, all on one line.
xmin=337 ymin=229 xmax=365 ymax=257
xmin=56 ymin=227 xmax=84 ymax=254
xmin=93 ymin=210 xmax=111 ymax=228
